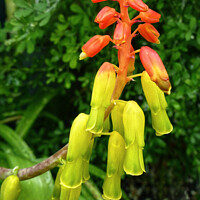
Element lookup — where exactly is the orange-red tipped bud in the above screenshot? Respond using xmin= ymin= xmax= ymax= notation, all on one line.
xmin=80 ymin=35 xmax=111 ymax=59
xmin=128 ymin=0 xmax=149 ymax=12
xmin=95 ymin=7 xmax=120 ymax=29
xmin=113 ymin=22 xmax=131 ymax=45
xmin=138 ymin=23 xmax=160 ymax=44
xmin=91 ymin=0 xmax=107 ymax=3
xmin=139 ymin=9 xmax=161 ymax=23
xmin=139 ymin=46 xmax=171 ymax=94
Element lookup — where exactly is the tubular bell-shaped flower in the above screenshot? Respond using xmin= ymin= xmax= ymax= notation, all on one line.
xmin=138 ymin=23 xmax=160 ymax=44
xmin=139 ymin=46 xmax=171 ymax=94
xmin=86 ymin=62 xmax=116 ymax=133
xmin=60 ymin=113 xmax=94 ymax=188
xmin=127 ymin=0 xmax=149 ymax=12
xmin=122 ymin=101 xmax=145 ymax=176
xmin=141 ymin=71 xmax=173 ymax=136
xmin=111 ymin=100 xmax=127 ymax=137
xmin=113 ymin=22 xmax=131 ymax=45
xmin=60 ymin=185 xmax=82 ymax=200
xmin=139 ymin=9 xmax=161 ymax=23
xmin=79 ymin=35 xmax=111 ymax=60
xmin=102 ymin=131 xmax=125 ymax=200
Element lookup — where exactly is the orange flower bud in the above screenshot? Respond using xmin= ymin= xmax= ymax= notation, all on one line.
xmin=139 ymin=9 xmax=161 ymax=23
xmin=128 ymin=0 xmax=149 ymax=12
xmin=113 ymin=22 xmax=131 ymax=45
xmin=80 ymin=35 xmax=111 ymax=60
xmin=139 ymin=46 xmax=171 ymax=94
xmin=91 ymin=0 xmax=107 ymax=3
xmin=138 ymin=23 xmax=160 ymax=44
xmin=95 ymin=7 xmax=120 ymax=29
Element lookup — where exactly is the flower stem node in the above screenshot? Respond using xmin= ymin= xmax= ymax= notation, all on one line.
xmin=139 ymin=46 xmax=171 ymax=94
xmin=141 ymin=71 xmax=173 ymax=135
xmin=86 ymin=62 xmax=116 ymax=134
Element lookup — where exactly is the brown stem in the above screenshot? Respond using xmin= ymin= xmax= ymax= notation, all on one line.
xmin=0 ymin=144 xmax=68 ymax=181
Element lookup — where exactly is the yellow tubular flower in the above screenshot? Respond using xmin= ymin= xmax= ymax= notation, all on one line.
xmin=86 ymin=62 xmax=116 ymax=134
xmin=60 ymin=185 xmax=82 ymax=200
xmin=111 ymin=100 xmax=127 ymax=137
xmin=123 ymin=101 xmax=145 ymax=149
xmin=123 ymin=141 xmax=145 ymax=176
xmin=60 ymin=113 xmax=94 ymax=189
xmin=102 ymin=131 xmax=125 ymax=200
xmin=0 ymin=175 xmax=21 ymax=200
xmin=141 ymin=71 xmax=173 ymax=135
xmin=51 ymin=165 xmax=64 ymax=200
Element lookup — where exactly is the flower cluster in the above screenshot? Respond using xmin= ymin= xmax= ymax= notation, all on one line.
xmin=51 ymin=0 xmax=173 ymax=199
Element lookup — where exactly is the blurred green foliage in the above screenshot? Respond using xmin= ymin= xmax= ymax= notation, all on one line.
xmin=0 ymin=0 xmax=200 ymax=199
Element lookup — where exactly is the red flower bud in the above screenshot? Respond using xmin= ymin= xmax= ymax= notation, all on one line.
xmin=128 ymin=0 xmax=149 ymax=12
xmin=80 ymin=35 xmax=111 ymax=59
xmin=139 ymin=46 xmax=171 ymax=94
xmin=95 ymin=6 xmax=120 ymax=29
xmin=91 ymin=0 xmax=107 ymax=3
xmin=138 ymin=23 xmax=160 ymax=44
xmin=113 ymin=22 xmax=131 ymax=45
xmin=139 ymin=9 xmax=161 ymax=23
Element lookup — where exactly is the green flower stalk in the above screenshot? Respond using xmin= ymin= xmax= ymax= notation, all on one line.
xmin=86 ymin=62 xmax=116 ymax=134
xmin=102 ymin=131 xmax=125 ymax=200
xmin=141 ymin=71 xmax=173 ymax=136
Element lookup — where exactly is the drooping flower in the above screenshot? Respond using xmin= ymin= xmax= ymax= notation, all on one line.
xmin=139 ymin=46 xmax=171 ymax=94
xmin=138 ymin=23 xmax=160 ymax=44
xmin=128 ymin=0 xmax=149 ymax=12
xmin=139 ymin=9 xmax=161 ymax=23
xmin=141 ymin=71 xmax=173 ymax=136
xmin=80 ymin=35 xmax=111 ymax=60
xmin=86 ymin=62 xmax=116 ymax=133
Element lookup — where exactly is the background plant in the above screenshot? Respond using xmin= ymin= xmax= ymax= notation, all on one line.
xmin=0 ymin=0 xmax=200 ymax=199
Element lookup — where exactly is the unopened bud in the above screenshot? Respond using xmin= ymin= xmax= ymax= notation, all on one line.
xmin=139 ymin=9 xmax=161 ymax=23
xmin=140 ymin=46 xmax=171 ymax=94
xmin=138 ymin=23 xmax=160 ymax=44
xmin=113 ymin=22 xmax=131 ymax=45
xmin=80 ymin=35 xmax=111 ymax=59
xmin=128 ymin=0 xmax=149 ymax=12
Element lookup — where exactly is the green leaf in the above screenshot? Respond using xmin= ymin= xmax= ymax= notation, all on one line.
xmin=0 ymin=124 xmax=35 ymax=160
xmin=39 ymin=14 xmax=51 ymax=27
xmin=70 ymin=3 xmax=83 ymax=14
xmin=89 ymin=164 xmax=105 ymax=180
xmin=16 ymin=89 xmax=57 ymax=138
